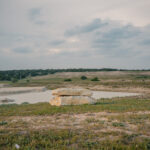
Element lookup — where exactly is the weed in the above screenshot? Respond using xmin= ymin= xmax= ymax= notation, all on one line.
xmin=21 ymin=102 xmax=29 ymax=105
xmin=85 ymin=118 xmax=100 ymax=123
xmin=112 ymin=122 xmax=125 ymax=127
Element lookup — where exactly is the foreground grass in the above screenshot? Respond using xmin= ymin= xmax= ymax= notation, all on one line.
xmin=1 ymin=97 xmax=150 ymax=149
xmin=0 ymin=97 xmax=150 ymax=116
xmin=1 ymin=129 xmax=150 ymax=150
xmin=1 ymin=71 xmax=150 ymax=149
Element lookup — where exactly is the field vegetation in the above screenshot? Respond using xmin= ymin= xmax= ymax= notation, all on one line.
xmin=1 ymin=71 xmax=150 ymax=149
xmin=5 ymin=71 xmax=150 ymax=94
xmin=1 ymin=96 xmax=150 ymax=149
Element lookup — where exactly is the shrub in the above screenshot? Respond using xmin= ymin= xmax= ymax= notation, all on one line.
xmin=26 ymin=79 xmax=30 ymax=83
xmin=11 ymin=78 xmax=18 ymax=83
xmin=81 ymin=76 xmax=87 ymax=80
xmin=0 ymin=121 xmax=8 ymax=126
xmin=64 ymin=78 xmax=72 ymax=82
xmin=112 ymin=122 xmax=125 ymax=127
xmin=21 ymin=102 xmax=29 ymax=105
xmin=85 ymin=117 xmax=100 ymax=123
xmin=91 ymin=77 xmax=99 ymax=81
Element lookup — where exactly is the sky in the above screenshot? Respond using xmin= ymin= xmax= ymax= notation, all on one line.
xmin=0 ymin=0 xmax=150 ymax=70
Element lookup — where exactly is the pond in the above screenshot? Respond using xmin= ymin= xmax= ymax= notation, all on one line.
xmin=0 ymin=87 xmax=139 ymax=105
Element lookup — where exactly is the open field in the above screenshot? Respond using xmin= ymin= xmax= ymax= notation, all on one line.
xmin=1 ymin=71 xmax=150 ymax=149
xmin=1 ymin=97 xmax=150 ymax=149
xmin=0 ymin=97 xmax=150 ymax=150
xmin=8 ymin=71 xmax=150 ymax=94
xmin=1 ymin=0 xmax=150 ymax=148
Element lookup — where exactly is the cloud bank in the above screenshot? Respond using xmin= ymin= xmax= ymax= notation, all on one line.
xmin=0 ymin=0 xmax=150 ymax=70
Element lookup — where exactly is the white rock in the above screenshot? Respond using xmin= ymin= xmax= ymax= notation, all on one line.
xmin=15 ymin=144 xmax=20 ymax=149
xmin=52 ymin=88 xmax=92 ymax=96
xmin=50 ymin=96 xmax=95 ymax=106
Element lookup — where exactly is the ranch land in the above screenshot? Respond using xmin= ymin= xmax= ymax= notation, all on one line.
xmin=0 ymin=71 xmax=150 ymax=149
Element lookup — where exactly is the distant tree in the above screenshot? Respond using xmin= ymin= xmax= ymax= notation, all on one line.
xmin=91 ymin=77 xmax=99 ymax=81
xmin=64 ymin=78 xmax=72 ymax=82
xmin=81 ymin=76 xmax=87 ymax=80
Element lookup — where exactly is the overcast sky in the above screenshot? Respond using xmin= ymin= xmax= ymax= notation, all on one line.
xmin=0 ymin=0 xmax=150 ymax=70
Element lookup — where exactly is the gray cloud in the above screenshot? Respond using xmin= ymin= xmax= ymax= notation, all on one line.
xmin=65 ymin=20 xmax=149 ymax=58
xmin=102 ymin=25 xmax=140 ymax=39
xmin=12 ymin=47 xmax=32 ymax=54
xmin=140 ymin=39 xmax=150 ymax=45
xmin=0 ymin=0 xmax=150 ymax=70
xmin=90 ymin=24 xmax=141 ymax=57
xmin=48 ymin=40 xmax=65 ymax=46
xmin=65 ymin=19 xmax=107 ymax=36
xmin=28 ymin=8 xmax=45 ymax=25
xmin=29 ymin=8 xmax=41 ymax=19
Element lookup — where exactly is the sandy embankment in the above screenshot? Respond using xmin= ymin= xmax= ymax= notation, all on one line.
xmin=0 ymin=87 xmax=46 ymax=96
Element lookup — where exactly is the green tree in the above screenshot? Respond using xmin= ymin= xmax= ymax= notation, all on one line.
xmin=81 ymin=76 xmax=87 ymax=80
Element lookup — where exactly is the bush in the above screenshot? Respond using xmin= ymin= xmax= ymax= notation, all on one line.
xmin=11 ymin=78 xmax=18 ymax=83
xmin=112 ymin=122 xmax=125 ymax=127
xmin=91 ymin=77 xmax=99 ymax=81
xmin=81 ymin=76 xmax=87 ymax=80
xmin=64 ymin=78 xmax=72 ymax=82
xmin=26 ymin=79 xmax=30 ymax=83
xmin=0 ymin=121 xmax=8 ymax=126
xmin=21 ymin=102 xmax=29 ymax=105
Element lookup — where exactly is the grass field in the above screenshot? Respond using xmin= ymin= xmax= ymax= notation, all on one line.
xmin=1 ymin=71 xmax=150 ymax=149
xmin=1 ymin=97 xmax=150 ymax=149
xmin=9 ymin=71 xmax=150 ymax=94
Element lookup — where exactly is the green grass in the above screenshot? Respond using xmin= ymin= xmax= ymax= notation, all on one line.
xmin=10 ymin=74 xmax=150 ymax=90
xmin=0 ymin=81 xmax=11 ymax=84
xmin=1 ymin=97 xmax=150 ymax=149
xmin=107 ymin=113 xmax=150 ymax=124
xmin=112 ymin=122 xmax=125 ymax=127
xmin=1 ymin=71 xmax=150 ymax=90
xmin=0 ymin=129 xmax=150 ymax=150
xmin=1 ymin=71 xmax=150 ymax=149
xmin=0 ymin=97 xmax=150 ymax=116
xmin=85 ymin=117 xmax=100 ymax=123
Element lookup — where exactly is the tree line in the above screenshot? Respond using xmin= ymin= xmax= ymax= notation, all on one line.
xmin=0 ymin=68 xmax=149 ymax=81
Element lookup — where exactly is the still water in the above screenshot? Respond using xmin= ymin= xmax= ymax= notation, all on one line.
xmin=0 ymin=88 xmax=139 ymax=105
